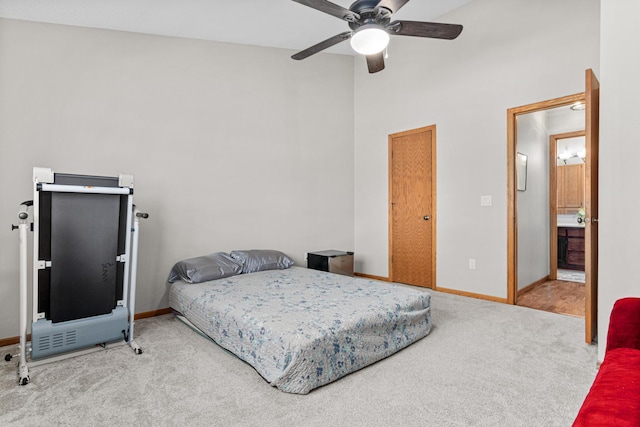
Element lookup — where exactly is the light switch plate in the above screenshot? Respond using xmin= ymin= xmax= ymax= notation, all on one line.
xmin=480 ymin=195 xmax=492 ymax=206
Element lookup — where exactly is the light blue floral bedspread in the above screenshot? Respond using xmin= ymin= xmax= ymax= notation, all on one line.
xmin=168 ymin=266 xmax=431 ymax=394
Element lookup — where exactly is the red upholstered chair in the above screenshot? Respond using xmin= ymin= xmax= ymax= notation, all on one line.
xmin=573 ymin=297 xmax=640 ymax=426
xmin=605 ymin=298 xmax=640 ymax=352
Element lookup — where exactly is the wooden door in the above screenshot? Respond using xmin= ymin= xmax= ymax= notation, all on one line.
xmin=556 ymin=165 xmax=566 ymax=213
xmin=563 ymin=164 xmax=586 ymax=210
xmin=389 ymin=125 xmax=436 ymax=288
xmin=585 ymin=69 xmax=600 ymax=344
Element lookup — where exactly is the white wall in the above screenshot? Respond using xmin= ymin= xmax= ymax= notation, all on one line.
xmin=0 ymin=19 xmax=355 ymax=340
xmin=354 ymin=0 xmax=600 ymax=298
xmin=598 ymin=0 xmax=640 ymax=361
xmin=516 ymin=113 xmax=550 ymax=289
xmin=1 ymin=0 xmax=625 ymax=366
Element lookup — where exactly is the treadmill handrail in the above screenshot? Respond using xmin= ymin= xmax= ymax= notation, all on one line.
xmin=38 ymin=183 xmax=131 ymax=195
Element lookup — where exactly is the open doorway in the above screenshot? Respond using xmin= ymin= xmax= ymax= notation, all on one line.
xmin=511 ymin=102 xmax=586 ymax=318
xmin=551 ymin=130 xmax=587 ymax=286
xmin=507 ymin=70 xmax=600 ymax=344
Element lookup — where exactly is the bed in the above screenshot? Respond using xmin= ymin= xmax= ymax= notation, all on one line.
xmin=168 ymin=256 xmax=431 ymax=394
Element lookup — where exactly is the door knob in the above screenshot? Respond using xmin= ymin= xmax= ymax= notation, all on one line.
xmin=579 ymin=217 xmax=598 ymax=223
xmin=423 ymin=215 xmax=430 ymax=221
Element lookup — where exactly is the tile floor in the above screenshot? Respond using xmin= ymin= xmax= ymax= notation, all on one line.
xmin=557 ymin=268 xmax=585 ymax=283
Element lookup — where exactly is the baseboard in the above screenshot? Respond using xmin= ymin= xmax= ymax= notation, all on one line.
xmin=354 ymin=273 xmax=505 ymax=304
xmin=517 ymin=275 xmax=550 ymax=297
xmin=0 ymin=308 xmax=173 ymax=348
xmin=134 ymin=308 xmax=173 ymax=320
xmin=435 ymin=286 xmax=508 ymax=304
xmin=354 ymin=272 xmax=391 ymax=282
xmin=0 ymin=335 xmax=29 ymax=348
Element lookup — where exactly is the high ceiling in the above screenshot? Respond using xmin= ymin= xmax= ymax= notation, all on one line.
xmin=0 ymin=0 xmax=472 ymax=55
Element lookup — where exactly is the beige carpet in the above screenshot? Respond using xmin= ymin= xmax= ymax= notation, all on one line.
xmin=0 ymin=291 xmax=598 ymax=426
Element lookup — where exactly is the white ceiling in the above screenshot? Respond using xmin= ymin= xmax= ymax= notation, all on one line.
xmin=0 ymin=0 xmax=472 ymax=56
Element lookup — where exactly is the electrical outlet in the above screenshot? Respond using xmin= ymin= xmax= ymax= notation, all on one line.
xmin=469 ymin=258 xmax=476 ymax=269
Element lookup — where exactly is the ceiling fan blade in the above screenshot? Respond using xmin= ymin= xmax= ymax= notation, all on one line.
xmin=291 ymin=0 xmax=359 ymax=22
xmin=366 ymin=52 xmax=385 ymax=74
xmin=387 ymin=20 xmax=463 ymax=40
xmin=376 ymin=0 xmax=410 ymax=14
xmin=292 ymin=31 xmax=352 ymax=60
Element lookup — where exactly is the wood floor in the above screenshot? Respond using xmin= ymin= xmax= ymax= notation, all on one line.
xmin=517 ymin=280 xmax=585 ymax=318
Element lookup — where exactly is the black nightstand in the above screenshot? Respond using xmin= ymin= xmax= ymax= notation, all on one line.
xmin=307 ymin=250 xmax=354 ymax=276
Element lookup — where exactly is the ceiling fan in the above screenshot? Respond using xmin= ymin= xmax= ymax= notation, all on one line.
xmin=291 ymin=0 xmax=463 ymax=73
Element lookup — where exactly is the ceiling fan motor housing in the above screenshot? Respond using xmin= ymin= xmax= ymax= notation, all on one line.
xmin=348 ymin=0 xmax=392 ymax=31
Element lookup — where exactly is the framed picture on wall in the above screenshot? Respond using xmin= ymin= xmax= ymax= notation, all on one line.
xmin=517 ymin=152 xmax=527 ymax=191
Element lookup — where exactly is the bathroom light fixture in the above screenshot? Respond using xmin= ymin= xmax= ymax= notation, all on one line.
xmin=558 ymin=150 xmax=586 ymax=164
xmin=570 ymin=102 xmax=586 ymax=111
xmin=350 ymin=24 xmax=390 ymax=55
xmin=558 ymin=151 xmax=573 ymax=161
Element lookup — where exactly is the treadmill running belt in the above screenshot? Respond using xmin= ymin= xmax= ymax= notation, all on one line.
xmin=49 ymin=192 xmax=120 ymax=323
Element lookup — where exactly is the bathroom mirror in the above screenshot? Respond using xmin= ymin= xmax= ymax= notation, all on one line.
xmin=517 ymin=152 xmax=527 ymax=191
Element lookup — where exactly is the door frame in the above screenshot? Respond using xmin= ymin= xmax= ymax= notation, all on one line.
xmin=507 ymin=92 xmax=585 ymax=304
xmin=388 ymin=125 xmax=437 ymax=288
xmin=549 ymin=130 xmax=586 ymax=281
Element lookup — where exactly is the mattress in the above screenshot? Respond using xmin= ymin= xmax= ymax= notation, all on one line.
xmin=168 ymin=266 xmax=431 ymax=394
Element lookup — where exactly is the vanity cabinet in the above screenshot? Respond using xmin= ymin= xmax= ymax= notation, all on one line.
xmin=558 ymin=226 xmax=585 ymax=271
xmin=557 ymin=164 xmax=585 ymax=214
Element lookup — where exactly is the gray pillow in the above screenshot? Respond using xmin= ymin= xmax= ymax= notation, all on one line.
xmin=230 ymin=249 xmax=295 ymax=274
xmin=168 ymin=252 xmax=243 ymax=283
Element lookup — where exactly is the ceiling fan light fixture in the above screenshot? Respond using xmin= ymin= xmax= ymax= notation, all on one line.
xmin=350 ymin=24 xmax=390 ymax=55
